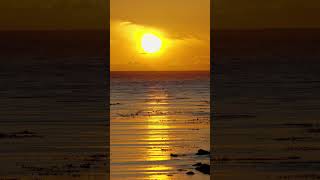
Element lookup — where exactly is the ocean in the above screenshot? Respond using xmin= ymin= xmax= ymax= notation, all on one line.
xmin=110 ymin=71 xmax=210 ymax=180
xmin=212 ymin=29 xmax=320 ymax=179
xmin=0 ymin=31 xmax=109 ymax=180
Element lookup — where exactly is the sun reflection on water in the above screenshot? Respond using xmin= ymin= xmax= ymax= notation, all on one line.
xmin=144 ymin=162 xmax=173 ymax=180
xmin=145 ymin=88 xmax=173 ymax=179
xmin=148 ymin=174 xmax=171 ymax=180
xmin=146 ymin=115 xmax=170 ymax=161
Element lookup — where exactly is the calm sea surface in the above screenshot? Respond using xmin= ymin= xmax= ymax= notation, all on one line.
xmin=111 ymin=71 xmax=210 ymax=180
xmin=213 ymin=62 xmax=320 ymax=179
xmin=212 ymin=30 xmax=320 ymax=179
xmin=0 ymin=59 xmax=108 ymax=180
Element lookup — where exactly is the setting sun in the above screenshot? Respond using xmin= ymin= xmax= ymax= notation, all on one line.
xmin=141 ymin=33 xmax=162 ymax=53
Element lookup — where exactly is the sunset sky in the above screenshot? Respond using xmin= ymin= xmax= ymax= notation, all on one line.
xmin=0 ymin=0 xmax=320 ymax=30
xmin=110 ymin=0 xmax=210 ymax=71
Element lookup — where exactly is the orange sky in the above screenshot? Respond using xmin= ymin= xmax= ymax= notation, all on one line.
xmin=110 ymin=0 xmax=210 ymax=71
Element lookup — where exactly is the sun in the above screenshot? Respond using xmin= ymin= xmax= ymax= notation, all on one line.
xmin=141 ymin=33 xmax=162 ymax=53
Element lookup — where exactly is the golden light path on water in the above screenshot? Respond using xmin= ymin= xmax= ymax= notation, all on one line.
xmin=144 ymin=89 xmax=172 ymax=179
xmin=110 ymin=72 xmax=210 ymax=180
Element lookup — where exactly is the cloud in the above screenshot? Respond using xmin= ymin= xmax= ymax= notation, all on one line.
xmin=112 ymin=19 xmax=206 ymax=42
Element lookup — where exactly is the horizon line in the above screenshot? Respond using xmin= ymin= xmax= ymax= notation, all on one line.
xmin=110 ymin=70 xmax=210 ymax=72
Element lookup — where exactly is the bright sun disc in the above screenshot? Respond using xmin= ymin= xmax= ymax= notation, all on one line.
xmin=141 ymin=33 xmax=162 ymax=53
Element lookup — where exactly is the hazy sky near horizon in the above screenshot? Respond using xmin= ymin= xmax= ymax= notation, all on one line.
xmin=111 ymin=0 xmax=210 ymax=71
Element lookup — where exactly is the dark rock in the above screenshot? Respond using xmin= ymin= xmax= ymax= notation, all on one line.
xmin=195 ymin=164 xmax=210 ymax=175
xmin=196 ymin=149 xmax=210 ymax=155
xmin=170 ymin=153 xmax=178 ymax=157
xmin=186 ymin=171 xmax=195 ymax=175
xmin=192 ymin=162 xmax=203 ymax=166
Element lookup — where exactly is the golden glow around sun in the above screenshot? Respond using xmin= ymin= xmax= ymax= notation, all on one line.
xmin=141 ymin=33 xmax=162 ymax=53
